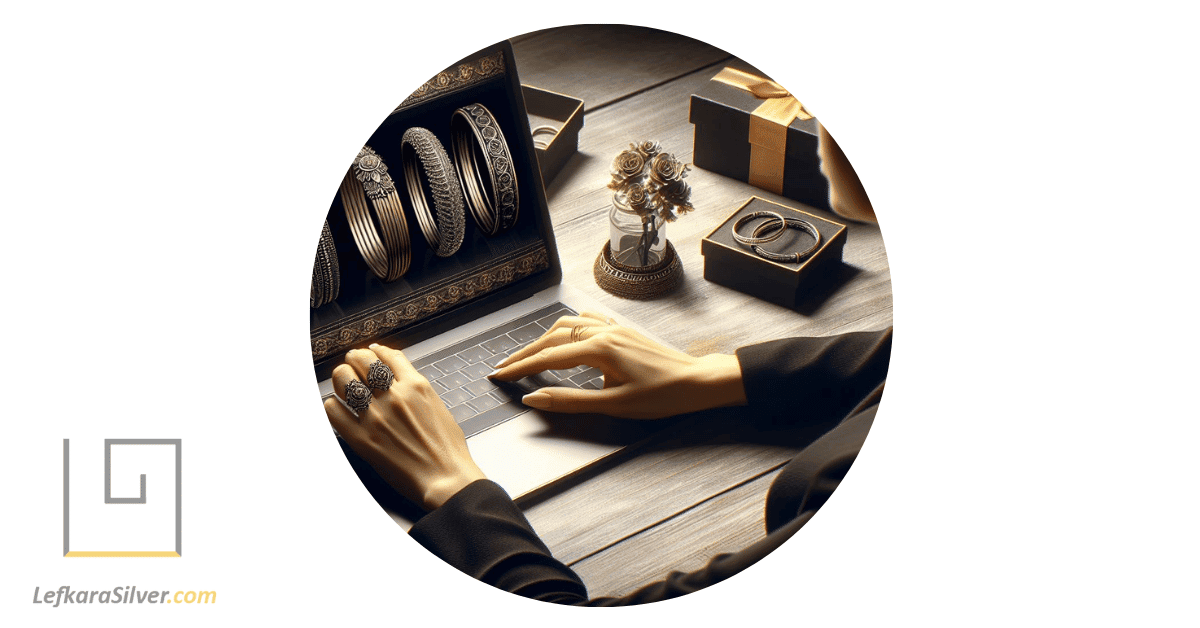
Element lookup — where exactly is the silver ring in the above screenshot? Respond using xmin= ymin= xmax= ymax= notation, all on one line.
xmin=366 ymin=360 xmax=394 ymax=391
xmin=605 ymin=317 xmax=616 ymax=325
xmin=345 ymin=379 xmax=373 ymax=415
xmin=732 ymin=211 xmax=787 ymax=246
xmin=750 ymin=217 xmax=823 ymax=263
xmin=531 ymin=125 xmax=558 ymax=150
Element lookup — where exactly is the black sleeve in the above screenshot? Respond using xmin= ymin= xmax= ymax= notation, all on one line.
xmin=410 ymin=329 xmax=891 ymax=605
xmin=735 ymin=328 xmax=892 ymax=430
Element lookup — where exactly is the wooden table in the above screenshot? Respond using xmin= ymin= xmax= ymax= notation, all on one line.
xmin=505 ymin=26 xmax=893 ymax=598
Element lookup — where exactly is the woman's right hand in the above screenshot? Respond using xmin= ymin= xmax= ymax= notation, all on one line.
xmin=488 ymin=312 xmax=747 ymax=419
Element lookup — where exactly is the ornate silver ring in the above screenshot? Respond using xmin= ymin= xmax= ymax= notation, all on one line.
xmin=366 ymin=360 xmax=394 ymax=391
xmin=345 ymin=379 xmax=374 ymax=415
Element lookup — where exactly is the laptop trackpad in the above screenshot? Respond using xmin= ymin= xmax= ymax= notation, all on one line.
xmin=467 ymin=409 xmax=654 ymax=499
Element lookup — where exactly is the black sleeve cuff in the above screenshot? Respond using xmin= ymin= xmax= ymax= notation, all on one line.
xmin=735 ymin=328 xmax=892 ymax=428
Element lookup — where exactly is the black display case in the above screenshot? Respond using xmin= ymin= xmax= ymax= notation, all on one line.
xmin=309 ymin=41 xmax=561 ymax=379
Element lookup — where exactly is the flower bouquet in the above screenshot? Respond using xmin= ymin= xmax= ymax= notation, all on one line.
xmin=607 ymin=141 xmax=694 ymax=267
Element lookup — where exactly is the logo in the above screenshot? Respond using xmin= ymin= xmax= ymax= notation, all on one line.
xmin=62 ymin=439 xmax=182 ymax=557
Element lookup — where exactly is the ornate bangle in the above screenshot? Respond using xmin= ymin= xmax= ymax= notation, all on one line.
xmin=750 ymin=217 xmax=823 ymax=263
xmin=732 ymin=210 xmax=787 ymax=246
xmin=401 ymin=127 xmax=466 ymax=257
xmin=340 ymin=146 xmax=412 ymax=282
xmin=451 ymin=104 xmax=519 ymax=236
xmin=311 ymin=219 xmax=341 ymax=308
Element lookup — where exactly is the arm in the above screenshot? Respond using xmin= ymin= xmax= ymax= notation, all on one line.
xmin=492 ymin=311 xmax=891 ymax=426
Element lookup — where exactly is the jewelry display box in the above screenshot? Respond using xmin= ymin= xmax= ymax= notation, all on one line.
xmin=689 ymin=65 xmax=830 ymax=211
xmin=701 ymin=197 xmax=846 ymax=310
xmin=522 ymin=85 xmax=583 ymax=185
xmin=309 ymin=40 xmax=562 ymax=379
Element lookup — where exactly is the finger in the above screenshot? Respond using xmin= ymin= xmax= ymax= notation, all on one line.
xmin=368 ymin=343 xmax=421 ymax=381
xmin=520 ymin=385 xmax=621 ymax=414
xmin=492 ymin=340 xmax=603 ymax=380
xmin=577 ymin=311 xmax=613 ymax=324
xmin=496 ymin=315 xmax=601 ymax=368
xmin=343 ymin=348 xmax=393 ymax=394
xmin=332 ymin=363 xmax=375 ymax=415
xmin=324 ymin=396 xmax=360 ymax=437
xmin=496 ymin=326 xmax=571 ymax=368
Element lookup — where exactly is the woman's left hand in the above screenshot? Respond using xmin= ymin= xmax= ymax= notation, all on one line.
xmin=323 ymin=343 xmax=486 ymax=510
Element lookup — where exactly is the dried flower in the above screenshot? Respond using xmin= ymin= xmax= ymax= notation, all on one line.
xmin=649 ymin=153 xmax=688 ymax=185
xmin=624 ymin=182 xmax=659 ymax=213
xmin=657 ymin=181 xmax=694 ymax=221
xmin=607 ymin=140 xmax=693 ymax=221
xmin=608 ymin=149 xmax=646 ymax=190
xmin=633 ymin=140 xmax=662 ymax=159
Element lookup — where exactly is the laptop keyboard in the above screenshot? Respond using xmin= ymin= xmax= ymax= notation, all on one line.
xmin=410 ymin=302 xmax=605 ymax=438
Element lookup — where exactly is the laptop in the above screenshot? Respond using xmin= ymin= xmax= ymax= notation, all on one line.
xmin=310 ymin=41 xmax=666 ymax=526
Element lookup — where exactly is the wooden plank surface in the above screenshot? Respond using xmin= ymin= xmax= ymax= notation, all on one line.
xmin=570 ymin=469 xmax=781 ymax=599
xmin=512 ymin=25 xmax=730 ymax=112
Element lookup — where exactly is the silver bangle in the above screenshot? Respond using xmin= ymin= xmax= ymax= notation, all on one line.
xmin=750 ymin=217 xmax=822 ymax=263
xmin=732 ymin=210 xmax=787 ymax=246
xmin=310 ymin=220 xmax=340 ymax=308
xmin=451 ymin=103 xmax=519 ymax=236
xmin=401 ymin=127 xmax=466 ymax=257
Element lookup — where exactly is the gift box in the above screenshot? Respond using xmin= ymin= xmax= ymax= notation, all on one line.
xmin=701 ymin=197 xmax=846 ymax=310
xmin=522 ymin=85 xmax=584 ymax=185
xmin=689 ymin=67 xmax=830 ymax=210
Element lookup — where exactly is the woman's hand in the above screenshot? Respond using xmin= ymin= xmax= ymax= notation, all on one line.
xmin=489 ymin=312 xmax=747 ymax=419
xmin=323 ymin=343 xmax=486 ymax=510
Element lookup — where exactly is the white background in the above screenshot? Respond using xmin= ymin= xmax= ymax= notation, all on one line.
xmin=3 ymin=1 xmax=1197 ymax=626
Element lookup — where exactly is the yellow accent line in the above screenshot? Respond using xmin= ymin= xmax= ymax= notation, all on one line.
xmin=65 ymin=551 xmax=180 ymax=558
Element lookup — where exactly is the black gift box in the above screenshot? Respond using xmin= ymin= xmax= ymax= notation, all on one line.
xmin=689 ymin=68 xmax=830 ymax=211
xmin=522 ymin=85 xmax=583 ymax=185
xmin=701 ymin=197 xmax=846 ymax=310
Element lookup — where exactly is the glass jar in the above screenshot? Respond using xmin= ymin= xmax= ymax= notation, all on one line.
xmin=609 ymin=195 xmax=666 ymax=268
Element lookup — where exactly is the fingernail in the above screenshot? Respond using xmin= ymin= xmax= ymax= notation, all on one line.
xmin=369 ymin=343 xmax=379 ymax=349
xmin=487 ymin=368 xmax=503 ymax=379
xmin=522 ymin=392 xmax=551 ymax=409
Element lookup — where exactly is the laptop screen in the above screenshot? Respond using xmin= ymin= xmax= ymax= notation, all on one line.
xmin=310 ymin=42 xmax=561 ymax=378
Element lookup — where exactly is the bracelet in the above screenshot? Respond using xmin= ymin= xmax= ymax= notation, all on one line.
xmin=401 ymin=127 xmax=466 ymax=257
xmin=340 ymin=146 xmax=412 ymax=282
xmin=731 ymin=210 xmax=787 ymax=246
xmin=451 ymin=104 xmax=519 ymax=236
xmin=531 ymin=124 xmax=558 ymax=150
xmin=310 ymin=219 xmax=341 ymax=308
xmin=750 ymin=217 xmax=823 ymax=263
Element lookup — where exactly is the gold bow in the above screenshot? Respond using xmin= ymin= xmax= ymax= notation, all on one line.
xmin=712 ymin=67 xmax=812 ymax=194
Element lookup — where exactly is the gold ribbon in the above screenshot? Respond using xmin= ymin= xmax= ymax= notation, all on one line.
xmin=712 ymin=67 xmax=812 ymax=195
